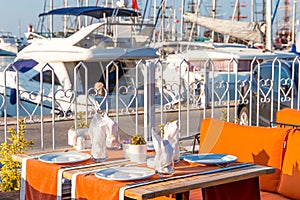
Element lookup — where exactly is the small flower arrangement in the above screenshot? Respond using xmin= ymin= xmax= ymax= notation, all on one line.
xmin=131 ymin=134 xmax=146 ymax=145
xmin=129 ymin=135 xmax=147 ymax=162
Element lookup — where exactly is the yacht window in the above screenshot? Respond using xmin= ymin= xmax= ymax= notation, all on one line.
xmin=259 ymin=67 xmax=272 ymax=80
xmin=31 ymin=70 xmax=61 ymax=85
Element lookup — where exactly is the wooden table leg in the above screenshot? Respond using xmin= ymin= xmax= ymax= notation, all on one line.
xmin=175 ymin=191 xmax=190 ymax=200
xmin=202 ymin=177 xmax=261 ymax=200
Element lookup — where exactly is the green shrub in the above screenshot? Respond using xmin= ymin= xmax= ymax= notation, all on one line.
xmin=0 ymin=120 xmax=34 ymax=192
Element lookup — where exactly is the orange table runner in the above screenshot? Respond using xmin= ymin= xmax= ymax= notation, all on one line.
xmin=21 ymin=157 xmax=93 ymax=200
xmin=73 ymin=161 xmax=217 ymax=200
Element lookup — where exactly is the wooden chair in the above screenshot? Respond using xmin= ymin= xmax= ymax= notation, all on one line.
xmin=192 ymin=133 xmax=200 ymax=154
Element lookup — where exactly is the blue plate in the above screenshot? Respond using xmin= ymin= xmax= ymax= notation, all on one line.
xmin=183 ymin=153 xmax=238 ymax=165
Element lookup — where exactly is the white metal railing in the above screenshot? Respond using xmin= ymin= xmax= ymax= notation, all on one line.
xmin=0 ymin=56 xmax=299 ymax=151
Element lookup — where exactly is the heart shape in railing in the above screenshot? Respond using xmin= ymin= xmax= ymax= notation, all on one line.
xmin=118 ymin=85 xmax=137 ymax=114
xmin=213 ymin=81 xmax=229 ymax=106
xmin=258 ymin=79 xmax=272 ymax=103
xmin=280 ymin=78 xmax=293 ymax=102
xmin=237 ymin=79 xmax=251 ymax=105
xmin=162 ymin=83 xmax=180 ymax=110
xmin=17 ymin=90 xmax=43 ymax=122
xmin=87 ymin=87 xmax=108 ymax=112
xmin=189 ymin=81 xmax=204 ymax=107
xmin=161 ymin=87 xmax=173 ymax=110
xmin=54 ymin=89 xmax=75 ymax=119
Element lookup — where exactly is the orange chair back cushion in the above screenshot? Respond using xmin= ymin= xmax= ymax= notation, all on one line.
xmin=199 ymin=118 xmax=288 ymax=193
xmin=276 ymin=108 xmax=300 ymax=127
xmin=277 ymin=129 xmax=300 ymax=199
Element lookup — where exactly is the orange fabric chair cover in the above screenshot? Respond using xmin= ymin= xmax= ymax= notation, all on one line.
xmin=277 ymin=129 xmax=300 ymax=199
xmin=199 ymin=118 xmax=289 ymax=193
xmin=276 ymin=108 xmax=300 ymax=127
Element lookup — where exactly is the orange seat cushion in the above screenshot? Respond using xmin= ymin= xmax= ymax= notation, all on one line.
xmin=199 ymin=118 xmax=289 ymax=193
xmin=150 ymin=197 xmax=175 ymax=200
xmin=260 ymin=191 xmax=290 ymax=200
xmin=276 ymin=108 xmax=300 ymax=127
xmin=277 ymin=129 xmax=300 ymax=199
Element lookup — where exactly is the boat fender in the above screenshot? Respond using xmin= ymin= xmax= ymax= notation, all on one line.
xmin=291 ymin=44 xmax=300 ymax=55
xmin=10 ymin=88 xmax=17 ymax=105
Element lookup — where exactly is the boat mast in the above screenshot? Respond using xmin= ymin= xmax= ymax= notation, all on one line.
xmin=180 ymin=0 xmax=185 ymax=40
xmin=211 ymin=0 xmax=216 ymax=42
xmin=225 ymin=0 xmax=239 ymax=43
xmin=265 ymin=0 xmax=272 ymax=51
xmin=251 ymin=0 xmax=255 ymax=22
xmin=85 ymin=0 xmax=89 ymax=26
xmin=188 ymin=0 xmax=201 ymax=42
xmin=172 ymin=0 xmax=177 ymax=41
xmin=50 ymin=0 xmax=53 ymax=38
xmin=292 ymin=0 xmax=297 ymax=43
xmin=64 ymin=0 xmax=68 ymax=35
xmin=161 ymin=0 xmax=165 ymax=41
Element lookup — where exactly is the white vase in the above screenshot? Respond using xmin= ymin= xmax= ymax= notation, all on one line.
xmin=129 ymin=144 xmax=147 ymax=163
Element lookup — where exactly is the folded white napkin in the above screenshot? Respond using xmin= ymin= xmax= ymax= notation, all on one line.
xmin=88 ymin=113 xmax=120 ymax=160
xmin=102 ymin=113 xmax=120 ymax=149
xmin=152 ymin=128 xmax=174 ymax=174
xmin=163 ymin=120 xmax=180 ymax=162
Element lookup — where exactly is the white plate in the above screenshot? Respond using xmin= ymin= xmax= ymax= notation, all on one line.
xmin=38 ymin=151 xmax=91 ymax=164
xmin=95 ymin=166 xmax=155 ymax=181
xmin=183 ymin=153 xmax=238 ymax=165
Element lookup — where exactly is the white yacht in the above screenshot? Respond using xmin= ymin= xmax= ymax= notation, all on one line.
xmin=0 ymin=31 xmax=19 ymax=56
xmin=151 ymin=41 xmax=298 ymax=107
xmin=0 ymin=6 xmax=158 ymax=117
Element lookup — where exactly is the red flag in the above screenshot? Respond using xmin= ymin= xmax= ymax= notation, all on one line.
xmin=132 ymin=0 xmax=138 ymax=11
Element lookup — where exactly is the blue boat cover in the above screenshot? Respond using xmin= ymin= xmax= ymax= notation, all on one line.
xmin=9 ymin=59 xmax=38 ymax=73
xmin=39 ymin=6 xmax=140 ymax=19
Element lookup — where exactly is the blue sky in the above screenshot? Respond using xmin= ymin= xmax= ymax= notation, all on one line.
xmin=0 ymin=0 xmax=297 ymax=38
xmin=0 ymin=0 xmax=145 ymax=38
xmin=0 ymin=0 xmax=246 ymax=38
xmin=0 ymin=0 xmax=45 ymax=38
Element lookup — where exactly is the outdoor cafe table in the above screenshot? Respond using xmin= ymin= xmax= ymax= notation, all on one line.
xmin=17 ymin=149 xmax=275 ymax=200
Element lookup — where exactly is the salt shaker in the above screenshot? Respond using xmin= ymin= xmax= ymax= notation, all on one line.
xmin=122 ymin=138 xmax=131 ymax=159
